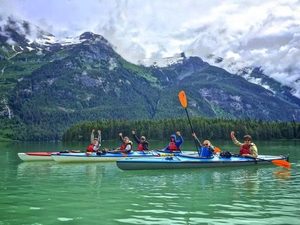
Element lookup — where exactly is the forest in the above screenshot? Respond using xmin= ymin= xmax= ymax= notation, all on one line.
xmin=62 ymin=117 xmax=299 ymax=142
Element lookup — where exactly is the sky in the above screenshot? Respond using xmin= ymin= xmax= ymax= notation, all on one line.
xmin=1 ymin=0 xmax=300 ymax=97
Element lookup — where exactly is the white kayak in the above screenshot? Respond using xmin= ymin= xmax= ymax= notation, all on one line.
xmin=17 ymin=150 xmax=81 ymax=162
xmin=18 ymin=152 xmax=58 ymax=162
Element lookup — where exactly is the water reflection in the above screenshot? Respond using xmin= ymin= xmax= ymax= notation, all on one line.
xmin=2 ymin=139 xmax=300 ymax=225
xmin=273 ymin=169 xmax=291 ymax=180
xmin=114 ymin=166 xmax=300 ymax=225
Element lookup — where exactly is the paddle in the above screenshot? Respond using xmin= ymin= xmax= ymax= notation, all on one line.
xmin=178 ymin=90 xmax=199 ymax=152
xmin=271 ymin=159 xmax=291 ymax=169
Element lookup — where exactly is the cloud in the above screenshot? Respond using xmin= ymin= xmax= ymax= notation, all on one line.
xmin=1 ymin=0 xmax=300 ymax=96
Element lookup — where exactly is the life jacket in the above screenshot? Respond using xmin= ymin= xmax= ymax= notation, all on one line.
xmin=120 ymin=143 xmax=126 ymax=150
xmin=240 ymin=144 xmax=251 ymax=155
xmin=168 ymin=141 xmax=178 ymax=151
xmin=120 ymin=142 xmax=132 ymax=152
xmin=137 ymin=143 xmax=144 ymax=151
xmin=87 ymin=144 xmax=95 ymax=152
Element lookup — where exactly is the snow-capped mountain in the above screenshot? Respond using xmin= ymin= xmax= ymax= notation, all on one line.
xmin=0 ymin=16 xmax=299 ymax=140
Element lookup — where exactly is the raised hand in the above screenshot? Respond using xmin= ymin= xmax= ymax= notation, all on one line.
xmin=230 ymin=131 xmax=235 ymax=139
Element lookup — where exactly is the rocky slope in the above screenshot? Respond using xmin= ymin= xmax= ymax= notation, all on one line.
xmin=0 ymin=16 xmax=299 ymax=140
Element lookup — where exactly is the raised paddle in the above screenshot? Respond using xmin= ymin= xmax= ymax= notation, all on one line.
xmin=178 ymin=90 xmax=199 ymax=152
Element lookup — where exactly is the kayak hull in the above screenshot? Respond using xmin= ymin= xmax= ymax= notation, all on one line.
xmin=18 ymin=152 xmax=57 ymax=162
xmin=52 ymin=151 xmax=158 ymax=163
xmin=51 ymin=150 xmax=198 ymax=163
xmin=116 ymin=155 xmax=288 ymax=170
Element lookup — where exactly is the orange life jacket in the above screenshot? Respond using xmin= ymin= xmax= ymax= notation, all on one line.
xmin=87 ymin=144 xmax=95 ymax=152
xmin=168 ymin=141 xmax=178 ymax=151
xmin=120 ymin=142 xmax=132 ymax=152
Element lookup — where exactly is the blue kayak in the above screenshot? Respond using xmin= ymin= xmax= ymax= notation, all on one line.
xmin=116 ymin=154 xmax=288 ymax=170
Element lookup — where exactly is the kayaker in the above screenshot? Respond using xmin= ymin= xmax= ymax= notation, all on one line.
xmin=113 ymin=133 xmax=133 ymax=153
xmin=132 ymin=130 xmax=149 ymax=151
xmin=192 ymin=132 xmax=214 ymax=158
xmin=86 ymin=129 xmax=101 ymax=153
xmin=230 ymin=131 xmax=258 ymax=158
xmin=163 ymin=131 xmax=183 ymax=152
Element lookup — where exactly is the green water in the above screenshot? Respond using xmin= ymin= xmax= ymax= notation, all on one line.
xmin=0 ymin=140 xmax=300 ymax=225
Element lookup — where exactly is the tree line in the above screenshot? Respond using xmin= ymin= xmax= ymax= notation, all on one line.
xmin=62 ymin=117 xmax=300 ymax=142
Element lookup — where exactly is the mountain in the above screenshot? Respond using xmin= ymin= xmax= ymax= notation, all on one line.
xmin=0 ymin=17 xmax=299 ymax=140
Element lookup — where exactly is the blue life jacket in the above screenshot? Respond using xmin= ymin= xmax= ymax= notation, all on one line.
xmin=198 ymin=147 xmax=213 ymax=158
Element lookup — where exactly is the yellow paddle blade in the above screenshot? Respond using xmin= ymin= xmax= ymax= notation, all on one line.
xmin=272 ymin=160 xmax=291 ymax=169
xmin=178 ymin=90 xmax=188 ymax=108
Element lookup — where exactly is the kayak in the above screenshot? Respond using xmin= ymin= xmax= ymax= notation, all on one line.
xmin=17 ymin=150 xmax=81 ymax=162
xmin=18 ymin=152 xmax=58 ymax=162
xmin=51 ymin=150 xmax=196 ymax=163
xmin=51 ymin=151 xmax=157 ymax=163
xmin=116 ymin=154 xmax=289 ymax=170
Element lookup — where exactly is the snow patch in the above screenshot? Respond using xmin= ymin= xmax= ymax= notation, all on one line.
xmin=26 ymin=46 xmax=34 ymax=51
xmin=230 ymin=95 xmax=241 ymax=102
xmin=47 ymin=78 xmax=56 ymax=85
xmin=141 ymin=53 xmax=185 ymax=67
xmin=108 ymin=58 xmax=117 ymax=70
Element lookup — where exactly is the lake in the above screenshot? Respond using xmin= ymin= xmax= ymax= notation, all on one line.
xmin=0 ymin=140 xmax=299 ymax=225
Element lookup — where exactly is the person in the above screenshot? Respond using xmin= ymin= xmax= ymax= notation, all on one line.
xmin=113 ymin=133 xmax=133 ymax=153
xmin=192 ymin=132 xmax=214 ymax=158
xmin=230 ymin=131 xmax=258 ymax=158
xmin=163 ymin=131 xmax=183 ymax=152
xmin=132 ymin=130 xmax=149 ymax=151
xmin=86 ymin=129 xmax=101 ymax=153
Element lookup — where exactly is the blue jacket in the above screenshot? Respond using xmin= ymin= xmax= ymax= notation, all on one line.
xmin=198 ymin=146 xmax=213 ymax=158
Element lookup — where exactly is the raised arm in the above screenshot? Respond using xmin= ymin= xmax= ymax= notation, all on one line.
xmin=119 ymin=133 xmax=124 ymax=142
xmin=192 ymin=132 xmax=202 ymax=148
xmin=90 ymin=129 xmax=95 ymax=143
xmin=230 ymin=131 xmax=242 ymax=146
xmin=97 ymin=130 xmax=102 ymax=145
xmin=175 ymin=131 xmax=183 ymax=146
xmin=132 ymin=130 xmax=140 ymax=143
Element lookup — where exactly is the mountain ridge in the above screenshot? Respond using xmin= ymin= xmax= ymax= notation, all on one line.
xmin=0 ymin=16 xmax=299 ymax=140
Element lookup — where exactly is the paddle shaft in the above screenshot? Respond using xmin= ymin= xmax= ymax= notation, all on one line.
xmin=184 ymin=108 xmax=194 ymax=133
xmin=184 ymin=108 xmax=199 ymax=151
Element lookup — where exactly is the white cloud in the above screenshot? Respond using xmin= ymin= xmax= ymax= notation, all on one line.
xmin=0 ymin=0 xmax=300 ymax=96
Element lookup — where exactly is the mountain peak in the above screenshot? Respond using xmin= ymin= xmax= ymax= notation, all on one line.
xmin=79 ymin=32 xmax=110 ymax=45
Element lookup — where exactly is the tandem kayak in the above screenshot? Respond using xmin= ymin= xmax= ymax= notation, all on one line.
xmin=17 ymin=152 xmax=58 ymax=162
xmin=116 ymin=154 xmax=289 ymax=170
xmin=51 ymin=150 xmax=197 ymax=163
